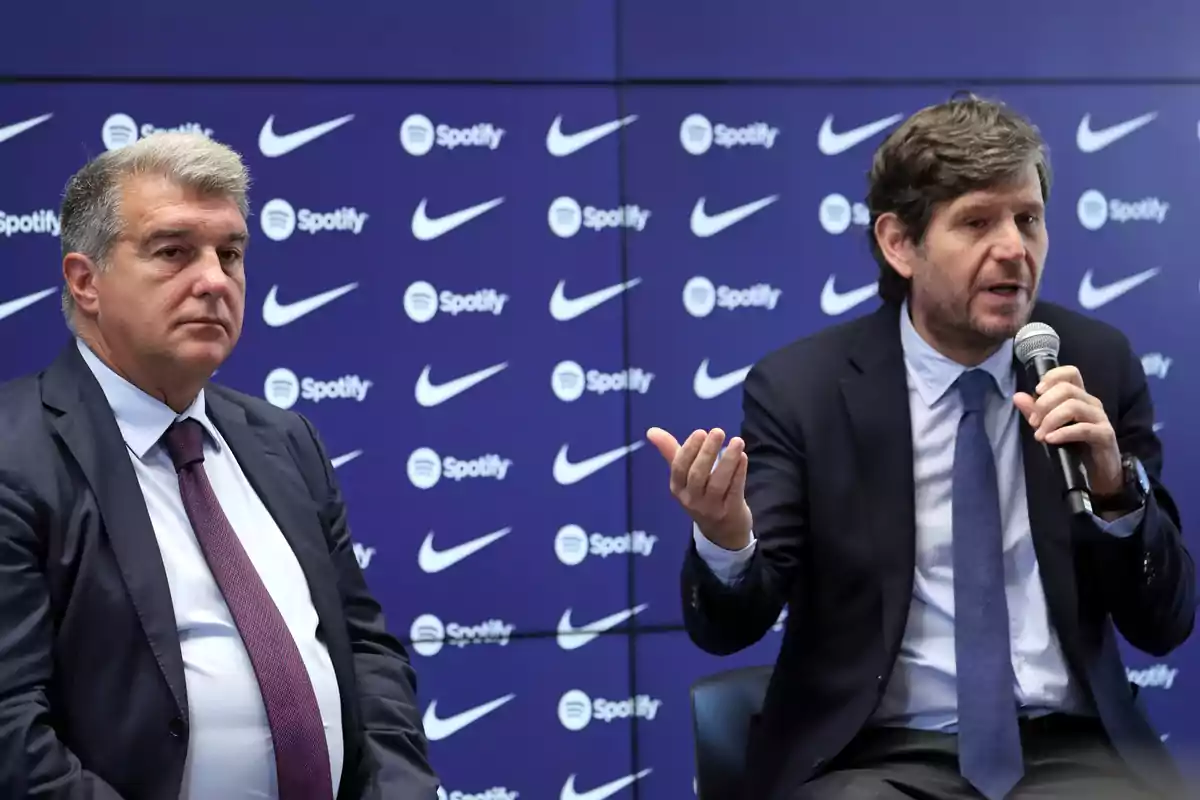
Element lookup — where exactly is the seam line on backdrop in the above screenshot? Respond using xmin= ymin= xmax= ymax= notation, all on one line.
xmin=6 ymin=75 xmax=1200 ymax=86
xmin=397 ymin=623 xmax=687 ymax=646
xmin=612 ymin=0 xmax=644 ymax=793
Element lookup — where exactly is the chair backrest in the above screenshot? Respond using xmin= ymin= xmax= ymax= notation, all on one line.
xmin=690 ymin=664 xmax=774 ymax=800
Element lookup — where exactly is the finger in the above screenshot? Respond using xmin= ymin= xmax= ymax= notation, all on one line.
xmin=728 ymin=451 xmax=749 ymax=504
xmin=1035 ymin=364 xmax=1084 ymax=394
xmin=669 ymin=430 xmax=706 ymax=495
xmin=1036 ymin=399 xmax=1106 ymax=440
xmin=706 ymin=437 xmax=745 ymax=498
xmin=1030 ymin=382 xmax=1089 ymax=426
xmin=1013 ymin=391 xmax=1037 ymax=421
xmin=1043 ymin=421 xmax=1111 ymax=447
xmin=1031 ymin=385 xmax=1103 ymax=427
xmin=646 ymin=427 xmax=681 ymax=463
xmin=685 ymin=428 xmax=726 ymax=498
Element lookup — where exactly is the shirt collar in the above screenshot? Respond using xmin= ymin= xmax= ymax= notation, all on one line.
xmin=898 ymin=298 xmax=1016 ymax=408
xmin=75 ymin=338 xmax=222 ymax=460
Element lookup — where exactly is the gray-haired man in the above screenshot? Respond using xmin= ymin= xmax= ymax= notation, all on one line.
xmin=0 ymin=132 xmax=440 ymax=800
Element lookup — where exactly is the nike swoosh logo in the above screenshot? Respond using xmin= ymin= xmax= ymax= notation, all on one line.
xmin=561 ymin=770 xmax=652 ymax=800
xmin=258 ymin=113 xmax=355 ymax=157
xmin=418 ymin=527 xmax=511 ymax=574
xmin=546 ymin=114 xmax=638 ymax=156
xmin=0 ymin=287 xmax=56 ymax=321
xmin=690 ymin=195 xmax=778 ymax=237
xmin=820 ymin=275 xmax=879 ymax=315
xmin=1077 ymin=267 xmax=1160 ymax=310
xmin=549 ymin=278 xmax=641 ymax=321
xmin=1076 ymin=112 xmax=1157 ymax=153
xmin=557 ymin=604 xmax=648 ymax=650
xmin=330 ymin=450 xmax=362 ymax=469
xmin=414 ymin=362 xmax=508 ymax=407
xmin=693 ymin=358 xmax=751 ymax=400
xmin=423 ymin=695 xmax=515 ymax=741
xmin=817 ymin=113 xmax=903 ymax=156
xmin=553 ymin=441 xmax=643 ymax=486
xmin=0 ymin=113 xmax=53 ymax=145
xmin=262 ymin=282 xmax=358 ymax=327
xmin=411 ymin=197 xmax=505 ymax=241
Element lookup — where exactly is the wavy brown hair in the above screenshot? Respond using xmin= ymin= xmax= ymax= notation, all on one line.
xmin=865 ymin=92 xmax=1052 ymax=305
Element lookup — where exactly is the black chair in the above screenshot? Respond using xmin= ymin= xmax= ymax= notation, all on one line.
xmin=690 ymin=664 xmax=774 ymax=799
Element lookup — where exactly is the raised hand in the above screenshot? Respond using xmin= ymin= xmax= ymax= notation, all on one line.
xmin=646 ymin=426 xmax=752 ymax=550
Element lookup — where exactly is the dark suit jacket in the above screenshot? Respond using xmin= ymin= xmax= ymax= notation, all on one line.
xmin=682 ymin=300 xmax=1196 ymax=800
xmin=0 ymin=341 xmax=440 ymax=799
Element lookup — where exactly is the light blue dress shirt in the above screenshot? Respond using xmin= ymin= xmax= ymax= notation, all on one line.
xmin=77 ymin=339 xmax=344 ymax=799
xmin=695 ymin=302 xmax=1144 ymax=731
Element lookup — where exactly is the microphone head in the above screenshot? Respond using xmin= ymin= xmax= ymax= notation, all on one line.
xmin=1014 ymin=321 xmax=1060 ymax=365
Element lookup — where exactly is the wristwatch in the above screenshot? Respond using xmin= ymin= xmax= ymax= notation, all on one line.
xmin=1091 ymin=453 xmax=1150 ymax=515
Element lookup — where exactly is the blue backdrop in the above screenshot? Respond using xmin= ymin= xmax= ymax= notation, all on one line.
xmin=2 ymin=2 xmax=1196 ymax=797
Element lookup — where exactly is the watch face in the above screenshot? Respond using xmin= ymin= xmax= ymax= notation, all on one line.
xmin=1132 ymin=458 xmax=1150 ymax=493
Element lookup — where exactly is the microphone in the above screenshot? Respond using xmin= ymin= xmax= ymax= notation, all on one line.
xmin=1013 ymin=322 xmax=1093 ymax=517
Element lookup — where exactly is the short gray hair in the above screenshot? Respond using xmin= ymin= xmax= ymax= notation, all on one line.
xmin=59 ymin=131 xmax=251 ymax=330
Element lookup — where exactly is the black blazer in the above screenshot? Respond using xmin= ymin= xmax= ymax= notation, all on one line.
xmin=681 ymin=301 xmax=1195 ymax=800
xmin=0 ymin=341 xmax=440 ymax=799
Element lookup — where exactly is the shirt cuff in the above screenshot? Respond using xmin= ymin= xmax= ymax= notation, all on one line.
xmin=692 ymin=522 xmax=756 ymax=586
xmin=1090 ymin=504 xmax=1145 ymax=539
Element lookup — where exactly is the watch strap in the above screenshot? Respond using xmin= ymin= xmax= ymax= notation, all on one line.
xmin=1091 ymin=454 xmax=1146 ymax=514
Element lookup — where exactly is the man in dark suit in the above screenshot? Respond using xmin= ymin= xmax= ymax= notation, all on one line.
xmin=0 ymin=131 xmax=440 ymax=798
xmin=648 ymin=94 xmax=1195 ymax=799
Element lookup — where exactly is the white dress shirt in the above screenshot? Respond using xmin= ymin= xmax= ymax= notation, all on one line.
xmin=77 ymin=339 xmax=344 ymax=799
xmin=695 ymin=303 xmax=1144 ymax=731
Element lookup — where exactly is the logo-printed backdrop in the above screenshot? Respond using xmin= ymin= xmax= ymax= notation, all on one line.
xmin=2 ymin=4 xmax=1197 ymax=797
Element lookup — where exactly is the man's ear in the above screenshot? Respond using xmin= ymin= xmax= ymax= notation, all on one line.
xmin=874 ymin=212 xmax=917 ymax=281
xmin=62 ymin=253 xmax=101 ymax=316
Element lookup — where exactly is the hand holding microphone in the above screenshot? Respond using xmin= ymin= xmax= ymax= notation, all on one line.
xmin=1013 ymin=322 xmax=1125 ymax=514
xmin=646 ymin=426 xmax=753 ymax=550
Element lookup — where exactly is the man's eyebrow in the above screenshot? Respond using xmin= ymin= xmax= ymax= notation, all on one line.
xmin=140 ymin=228 xmax=189 ymax=244
xmin=953 ymin=198 xmax=1045 ymax=215
xmin=140 ymin=229 xmax=249 ymax=245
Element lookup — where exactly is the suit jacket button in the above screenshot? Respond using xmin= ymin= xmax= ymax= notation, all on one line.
xmin=168 ymin=717 xmax=185 ymax=738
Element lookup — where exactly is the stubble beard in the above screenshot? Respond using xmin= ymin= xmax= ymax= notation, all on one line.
xmin=920 ymin=285 xmax=1032 ymax=357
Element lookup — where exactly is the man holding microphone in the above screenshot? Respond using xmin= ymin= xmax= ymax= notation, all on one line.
xmin=648 ymin=93 xmax=1194 ymax=799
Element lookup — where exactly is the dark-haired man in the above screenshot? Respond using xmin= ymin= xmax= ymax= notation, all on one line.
xmin=648 ymin=94 xmax=1194 ymax=799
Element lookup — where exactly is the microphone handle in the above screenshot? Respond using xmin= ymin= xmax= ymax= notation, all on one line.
xmin=1025 ymin=356 xmax=1093 ymax=516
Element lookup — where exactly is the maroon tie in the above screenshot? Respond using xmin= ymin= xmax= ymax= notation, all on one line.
xmin=164 ymin=418 xmax=333 ymax=800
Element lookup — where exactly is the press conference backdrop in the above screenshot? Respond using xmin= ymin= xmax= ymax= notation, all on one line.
xmin=2 ymin=2 xmax=1198 ymax=798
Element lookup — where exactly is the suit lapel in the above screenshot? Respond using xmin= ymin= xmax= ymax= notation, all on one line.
xmin=203 ymin=390 xmax=360 ymax=757
xmin=1013 ymin=344 xmax=1084 ymax=661
xmin=43 ymin=343 xmax=358 ymax=749
xmin=41 ymin=342 xmax=188 ymax=717
xmin=838 ymin=302 xmax=1084 ymax=681
xmin=838 ymin=304 xmax=917 ymax=649
xmin=203 ymin=390 xmax=352 ymax=664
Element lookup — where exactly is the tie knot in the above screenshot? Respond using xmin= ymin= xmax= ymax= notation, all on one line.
xmin=164 ymin=418 xmax=205 ymax=472
xmin=957 ymin=368 xmax=994 ymax=413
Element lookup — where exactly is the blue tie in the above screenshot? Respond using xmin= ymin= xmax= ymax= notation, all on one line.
xmin=952 ymin=369 xmax=1024 ymax=800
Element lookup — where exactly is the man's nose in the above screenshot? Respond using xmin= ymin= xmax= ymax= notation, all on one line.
xmin=991 ymin=219 xmax=1028 ymax=261
xmin=193 ymin=250 xmax=233 ymax=294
